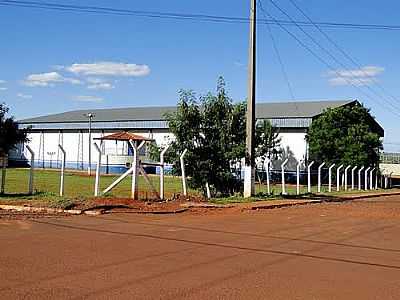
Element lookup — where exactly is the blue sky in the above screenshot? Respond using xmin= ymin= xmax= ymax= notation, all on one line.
xmin=1 ymin=0 xmax=400 ymax=150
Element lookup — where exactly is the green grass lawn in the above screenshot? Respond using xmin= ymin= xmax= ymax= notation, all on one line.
xmin=0 ymin=168 xmax=393 ymax=207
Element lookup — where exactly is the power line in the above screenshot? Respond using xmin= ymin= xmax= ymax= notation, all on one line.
xmin=261 ymin=0 xmax=295 ymax=101
xmin=287 ymin=0 xmax=400 ymax=112
xmin=1 ymin=0 xmax=400 ymax=31
xmin=258 ymin=2 xmax=400 ymax=118
xmin=266 ymin=0 xmax=400 ymax=116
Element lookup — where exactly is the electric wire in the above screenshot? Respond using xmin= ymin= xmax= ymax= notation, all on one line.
xmin=266 ymin=0 xmax=400 ymax=116
xmin=258 ymin=2 xmax=400 ymax=118
xmin=1 ymin=0 xmax=400 ymax=31
xmin=287 ymin=0 xmax=400 ymax=112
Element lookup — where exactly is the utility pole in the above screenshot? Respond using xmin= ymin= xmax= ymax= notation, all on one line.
xmin=244 ymin=0 xmax=257 ymax=198
xmin=84 ymin=113 xmax=95 ymax=176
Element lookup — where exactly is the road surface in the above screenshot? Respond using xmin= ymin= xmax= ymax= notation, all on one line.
xmin=1 ymin=196 xmax=400 ymax=299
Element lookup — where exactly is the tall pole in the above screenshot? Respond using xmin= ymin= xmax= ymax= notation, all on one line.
xmin=85 ymin=113 xmax=95 ymax=176
xmin=244 ymin=0 xmax=257 ymax=198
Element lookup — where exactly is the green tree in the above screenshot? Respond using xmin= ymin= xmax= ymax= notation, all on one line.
xmin=0 ymin=103 xmax=28 ymax=156
xmin=255 ymin=120 xmax=281 ymax=166
xmin=165 ymin=78 xmax=246 ymax=197
xmin=306 ymin=104 xmax=382 ymax=168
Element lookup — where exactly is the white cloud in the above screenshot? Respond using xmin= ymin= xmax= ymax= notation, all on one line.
xmin=328 ymin=65 xmax=384 ymax=87
xmin=0 ymin=87 xmax=7 ymax=91
xmin=87 ymin=83 xmax=114 ymax=90
xmin=73 ymin=95 xmax=104 ymax=103
xmin=17 ymin=93 xmax=32 ymax=99
xmin=66 ymin=62 xmax=151 ymax=77
xmin=0 ymin=80 xmax=6 ymax=84
xmin=23 ymin=72 xmax=81 ymax=87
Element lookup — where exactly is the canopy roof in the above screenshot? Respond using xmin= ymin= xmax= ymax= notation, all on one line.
xmin=94 ymin=131 xmax=153 ymax=142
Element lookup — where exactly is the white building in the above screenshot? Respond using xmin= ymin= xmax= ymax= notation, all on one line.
xmin=13 ymin=99 xmax=383 ymax=173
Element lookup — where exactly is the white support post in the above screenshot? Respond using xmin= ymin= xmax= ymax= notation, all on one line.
xmin=103 ymin=166 xmax=135 ymax=195
xmin=93 ymin=143 xmax=102 ymax=197
xmin=180 ymin=149 xmax=188 ymax=196
xmin=0 ymin=154 xmax=7 ymax=194
xmin=264 ymin=158 xmax=270 ymax=195
xmin=205 ymin=182 xmax=211 ymax=199
xmin=344 ymin=165 xmax=351 ymax=191
xmin=307 ymin=161 xmax=314 ymax=193
xmin=370 ymin=168 xmax=375 ymax=190
xmin=160 ymin=145 xmax=170 ymax=201
xmin=365 ymin=167 xmax=371 ymax=191
xmin=317 ymin=162 xmax=325 ymax=193
xmin=296 ymin=162 xmax=300 ymax=195
xmin=358 ymin=166 xmax=364 ymax=190
xmin=336 ymin=165 xmax=343 ymax=192
xmin=281 ymin=158 xmax=289 ymax=195
xmin=351 ymin=166 xmax=357 ymax=190
xmin=26 ymin=146 xmax=35 ymax=195
xmin=375 ymin=171 xmax=379 ymax=190
xmin=328 ymin=164 xmax=336 ymax=193
xmin=58 ymin=144 xmax=66 ymax=197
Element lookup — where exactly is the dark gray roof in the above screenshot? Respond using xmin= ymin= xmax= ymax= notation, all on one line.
xmin=19 ymin=100 xmax=356 ymax=124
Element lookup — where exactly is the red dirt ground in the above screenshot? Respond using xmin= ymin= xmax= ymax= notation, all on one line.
xmin=1 ymin=195 xmax=400 ymax=299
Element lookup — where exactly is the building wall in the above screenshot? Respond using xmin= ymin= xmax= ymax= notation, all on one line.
xmin=11 ymin=129 xmax=307 ymax=172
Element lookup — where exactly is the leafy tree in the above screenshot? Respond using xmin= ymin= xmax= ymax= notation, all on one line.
xmin=165 ymin=78 xmax=246 ymax=197
xmin=255 ymin=120 xmax=281 ymax=166
xmin=0 ymin=103 xmax=28 ymax=156
xmin=306 ymin=104 xmax=382 ymax=168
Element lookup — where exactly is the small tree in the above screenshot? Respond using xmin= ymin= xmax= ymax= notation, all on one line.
xmin=165 ymin=78 xmax=246 ymax=197
xmin=0 ymin=103 xmax=28 ymax=156
xmin=306 ymin=104 xmax=382 ymax=168
xmin=255 ymin=120 xmax=281 ymax=166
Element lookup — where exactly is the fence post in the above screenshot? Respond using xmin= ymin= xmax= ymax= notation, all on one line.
xmin=358 ymin=166 xmax=364 ymax=190
xmin=93 ymin=143 xmax=102 ymax=197
xmin=26 ymin=146 xmax=35 ymax=195
xmin=344 ymin=165 xmax=351 ymax=191
xmin=160 ymin=145 xmax=170 ymax=200
xmin=364 ymin=167 xmax=371 ymax=191
xmin=281 ymin=158 xmax=289 ymax=195
xmin=307 ymin=161 xmax=314 ymax=193
xmin=351 ymin=166 xmax=357 ymax=190
xmin=370 ymin=168 xmax=375 ymax=190
xmin=328 ymin=164 xmax=336 ymax=193
xmin=264 ymin=158 xmax=271 ymax=195
xmin=375 ymin=171 xmax=379 ymax=190
xmin=318 ymin=162 xmax=325 ymax=193
xmin=58 ymin=144 xmax=66 ymax=197
xmin=336 ymin=165 xmax=343 ymax=192
xmin=296 ymin=162 xmax=300 ymax=195
xmin=1 ymin=154 xmax=7 ymax=194
xmin=180 ymin=149 xmax=188 ymax=196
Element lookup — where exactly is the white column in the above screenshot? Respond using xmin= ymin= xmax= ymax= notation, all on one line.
xmin=370 ymin=168 xmax=375 ymax=190
xmin=281 ymin=158 xmax=289 ymax=195
xmin=375 ymin=171 xmax=379 ymax=190
xmin=328 ymin=164 xmax=336 ymax=193
xmin=318 ymin=162 xmax=325 ymax=193
xmin=180 ymin=149 xmax=188 ymax=196
xmin=160 ymin=145 xmax=170 ymax=200
xmin=129 ymin=140 xmax=145 ymax=200
xmin=93 ymin=143 xmax=102 ymax=197
xmin=351 ymin=166 xmax=357 ymax=190
xmin=364 ymin=167 xmax=371 ymax=191
xmin=344 ymin=165 xmax=351 ymax=191
xmin=58 ymin=144 xmax=66 ymax=197
xmin=296 ymin=162 xmax=300 ymax=195
xmin=358 ymin=166 xmax=364 ymax=190
xmin=307 ymin=161 xmax=314 ymax=193
xmin=336 ymin=165 xmax=344 ymax=192
xmin=26 ymin=146 xmax=35 ymax=195
xmin=265 ymin=158 xmax=271 ymax=195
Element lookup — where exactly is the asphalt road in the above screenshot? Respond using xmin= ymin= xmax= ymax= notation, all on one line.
xmin=1 ymin=196 xmax=400 ymax=299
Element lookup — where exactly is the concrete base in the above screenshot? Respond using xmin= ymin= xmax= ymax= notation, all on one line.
xmin=243 ymin=165 xmax=255 ymax=198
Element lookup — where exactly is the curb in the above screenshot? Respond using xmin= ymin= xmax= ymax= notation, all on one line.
xmin=250 ymin=200 xmax=323 ymax=211
xmin=0 ymin=205 xmax=82 ymax=215
xmin=328 ymin=191 xmax=400 ymax=202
